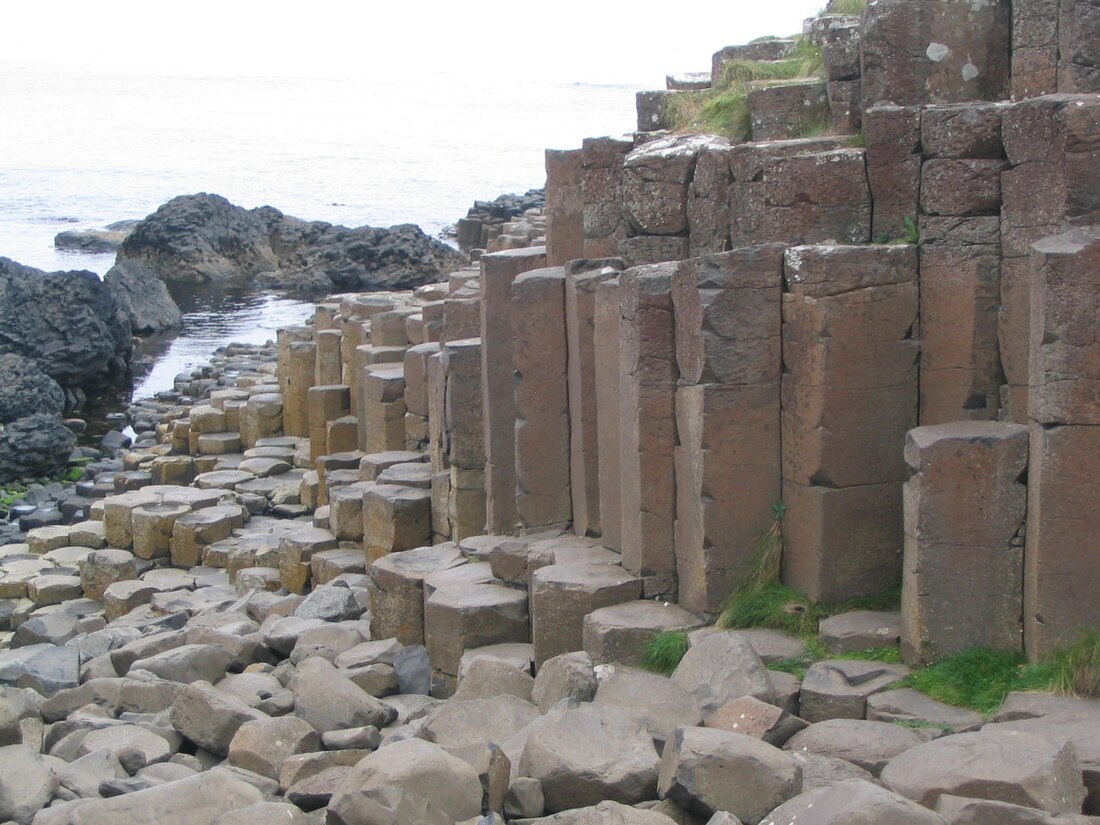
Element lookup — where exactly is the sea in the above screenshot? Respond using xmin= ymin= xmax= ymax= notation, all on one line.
xmin=0 ymin=62 xmax=641 ymax=403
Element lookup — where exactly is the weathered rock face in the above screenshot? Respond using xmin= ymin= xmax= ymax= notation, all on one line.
xmin=103 ymin=259 xmax=181 ymax=334
xmin=0 ymin=413 xmax=76 ymax=483
xmin=117 ymin=193 xmax=463 ymax=293
xmin=0 ymin=257 xmax=132 ymax=392
xmin=0 ymin=354 xmax=65 ymax=424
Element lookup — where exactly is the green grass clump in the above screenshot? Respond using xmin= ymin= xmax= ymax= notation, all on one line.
xmin=900 ymin=648 xmax=1034 ymax=714
xmin=719 ymin=582 xmax=817 ymax=636
xmin=825 ymin=0 xmax=868 ymax=15
xmin=1035 ymin=630 xmax=1100 ymax=697
xmin=641 ymin=631 xmax=690 ymax=675
xmin=664 ymin=39 xmax=824 ymax=140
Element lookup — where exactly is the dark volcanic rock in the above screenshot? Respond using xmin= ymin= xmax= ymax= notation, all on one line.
xmin=118 ymin=193 xmax=463 ymax=293
xmin=104 ymin=260 xmax=182 ymax=334
xmin=0 ymin=354 xmax=65 ymax=424
xmin=0 ymin=257 xmax=132 ymax=391
xmin=0 ymin=413 xmax=76 ymax=481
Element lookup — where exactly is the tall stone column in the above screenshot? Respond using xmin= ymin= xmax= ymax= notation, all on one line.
xmin=901 ymin=422 xmax=1028 ymax=664
xmin=618 ymin=262 xmax=679 ymax=595
xmin=594 ymin=278 xmax=623 ymax=552
xmin=671 ymin=245 xmax=785 ymax=615
xmin=546 ymin=149 xmax=585 ymax=267
xmin=781 ymin=245 xmax=919 ymax=602
xmin=512 ymin=268 xmax=571 ymax=533
xmin=1025 ymin=227 xmax=1100 ymax=659
xmin=480 ymin=246 xmax=547 ymax=534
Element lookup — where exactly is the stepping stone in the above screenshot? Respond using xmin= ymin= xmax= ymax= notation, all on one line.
xmin=800 ymin=659 xmax=910 ymax=722
xmin=359 ymin=450 xmax=428 ymax=481
xmin=368 ymin=543 xmax=466 ymax=645
xmin=69 ymin=520 xmax=107 ymax=549
xmin=27 ymin=575 xmax=83 ymax=607
xmin=132 ymin=502 xmax=192 ymax=560
xmin=784 ymin=719 xmax=927 ymax=776
xmin=425 ymin=583 xmax=530 ymax=677
xmin=866 ymin=688 xmax=983 ymax=732
xmin=237 ymin=457 xmax=291 ymax=478
xmin=582 ymin=600 xmax=703 ymax=667
xmin=194 ymin=470 xmax=255 ymax=491
xmin=363 ymin=485 xmax=432 ymax=560
xmin=376 ymin=462 xmax=433 ymax=489
xmin=706 ymin=695 xmax=807 ymax=747
xmin=26 ymin=526 xmax=73 ymax=555
xmin=530 ymin=563 xmax=642 ymax=667
xmin=818 ymin=610 xmax=902 ymax=654
xmin=278 ymin=528 xmax=338 ymax=594
xmin=196 ymin=431 xmax=242 ymax=455
xmin=81 ymin=548 xmax=142 ymax=600
xmin=310 ymin=548 xmax=366 ymax=586
xmin=328 ymin=482 xmax=376 ymax=542
xmin=170 ymin=505 xmax=247 ymax=568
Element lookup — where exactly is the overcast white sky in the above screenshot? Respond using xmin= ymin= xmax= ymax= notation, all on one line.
xmin=1 ymin=1 xmax=824 ymax=86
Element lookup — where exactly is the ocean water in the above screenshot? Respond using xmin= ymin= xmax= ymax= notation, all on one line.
xmin=0 ymin=62 xmax=641 ymax=400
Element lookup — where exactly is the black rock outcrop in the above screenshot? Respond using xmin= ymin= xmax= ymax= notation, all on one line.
xmin=117 ymin=193 xmax=463 ymax=293
xmin=0 ymin=258 xmax=132 ymax=394
xmin=104 ymin=259 xmax=182 ymax=334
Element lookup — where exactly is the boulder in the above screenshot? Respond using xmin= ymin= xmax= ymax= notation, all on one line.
xmin=130 ymin=644 xmax=233 ymax=685
xmin=880 ymin=729 xmax=1086 ymax=814
xmin=419 ymin=694 xmax=539 ymax=764
xmin=289 ymin=657 xmax=397 ymax=732
xmin=169 ymin=681 xmax=265 ymax=756
xmin=216 ymin=801 xmax=312 ymax=825
xmin=0 ymin=744 xmax=58 ymax=824
xmin=117 ymin=193 xmax=462 ymax=293
xmin=28 ymin=768 xmax=264 ymax=825
xmin=532 ymin=800 xmax=682 ymax=824
xmin=328 ymin=737 xmax=482 ymax=822
xmin=103 ymin=259 xmax=181 ymax=333
xmin=452 ymin=658 xmax=535 ymax=702
xmin=765 ymin=778 xmax=948 ymax=825
xmin=784 ymin=719 xmax=925 ymax=776
xmin=594 ymin=666 xmax=703 ymax=749
xmin=53 ymin=220 xmax=136 ymax=253
xmin=0 ymin=413 xmax=77 ymax=483
xmin=671 ymin=632 xmax=774 ymax=717
xmin=531 ymin=651 xmax=598 ymax=713
xmin=518 ymin=702 xmax=661 ymax=812
xmin=0 ymin=354 xmax=64 ymax=423
xmin=0 ymin=257 xmax=131 ymax=392
xmin=227 ymin=716 xmax=320 ymax=780
xmin=658 ymin=727 xmax=801 ymax=823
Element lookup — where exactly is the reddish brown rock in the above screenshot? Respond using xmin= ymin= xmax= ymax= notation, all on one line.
xmin=902 ymin=422 xmax=1028 ymax=663
xmin=480 ymin=246 xmax=547 ymax=534
xmin=594 ymin=278 xmax=623 ymax=552
xmin=748 ymin=80 xmax=829 ymax=142
xmin=671 ymin=247 xmax=784 ymax=614
xmin=618 ymin=264 xmax=678 ymax=585
xmin=622 ymin=135 xmax=713 ymax=237
xmin=512 ymin=267 xmax=572 ymax=532
xmin=920 ymin=159 xmax=1007 ymax=217
xmin=582 ymin=136 xmax=633 ymax=258
xmin=864 ymin=105 xmax=922 ymax=241
xmin=566 ymin=262 xmax=622 ymax=538
xmin=687 ymin=143 xmax=734 ymax=257
xmin=861 ymin=0 xmax=1011 ymax=108
xmin=545 ymin=149 xmax=584 ymax=267
xmin=1012 ymin=0 xmax=1059 ymax=98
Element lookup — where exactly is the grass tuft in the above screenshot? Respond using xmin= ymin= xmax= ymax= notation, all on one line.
xmin=664 ymin=39 xmax=823 ymax=140
xmin=719 ymin=582 xmax=817 ymax=636
xmin=825 ymin=0 xmax=869 ymax=15
xmin=641 ymin=631 xmax=690 ymax=675
xmin=900 ymin=648 xmax=1033 ymax=714
xmin=1038 ymin=630 xmax=1100 ymax=697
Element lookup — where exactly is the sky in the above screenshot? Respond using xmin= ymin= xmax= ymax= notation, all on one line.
xmin=0 ymin=1 xmax=825 ymax=86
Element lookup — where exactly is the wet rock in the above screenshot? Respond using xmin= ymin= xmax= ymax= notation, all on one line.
xmin=118 ymin=193 xmax=463 ymax=293
xmin=103 ymin=260 xmax=181 ymax=334
xmin=0 ymin=414 xmax=78 ymax=484
xmin=0 ymin=257 xmax=131 ymax=392
xmin=0 ymin=354 xmax=65 ymax=423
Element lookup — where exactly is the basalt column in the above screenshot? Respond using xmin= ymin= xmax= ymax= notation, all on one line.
xmin=441 ymin=338 xmax=486 ymax=542
xmin=582 ymin=136 xmax=633 ymax=259
xmin=480 ymin=247 xmax=547 ymax=534
xmin=565 ymin=261 xmax=622 ymax=538
xmin=619 ymin=263 xmax=679 ymax=596
xmin=671 ymin=245 xmax=785 ymax=615
xmin=545 ymin=148 xmax=585 ymax=267
xmin=1000 ymin=95 xmax=1100 ymax=422
xmin=781 ymin=245 xmax=919 ymax=602
xmin=901 ymin=421 xmax=1028 ymax=664
xmin=1025 ymin=227 xmax=1100 ymax=659
xmin=277 ymin=326 xmax=314 ymax=437
xmin=512 ymin=267 xmax=571 ymax=533
xmin=594 ymin=278 xmax=623 ymax=552
xmin=918 ymin=103 xmax=1009 ymax=424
